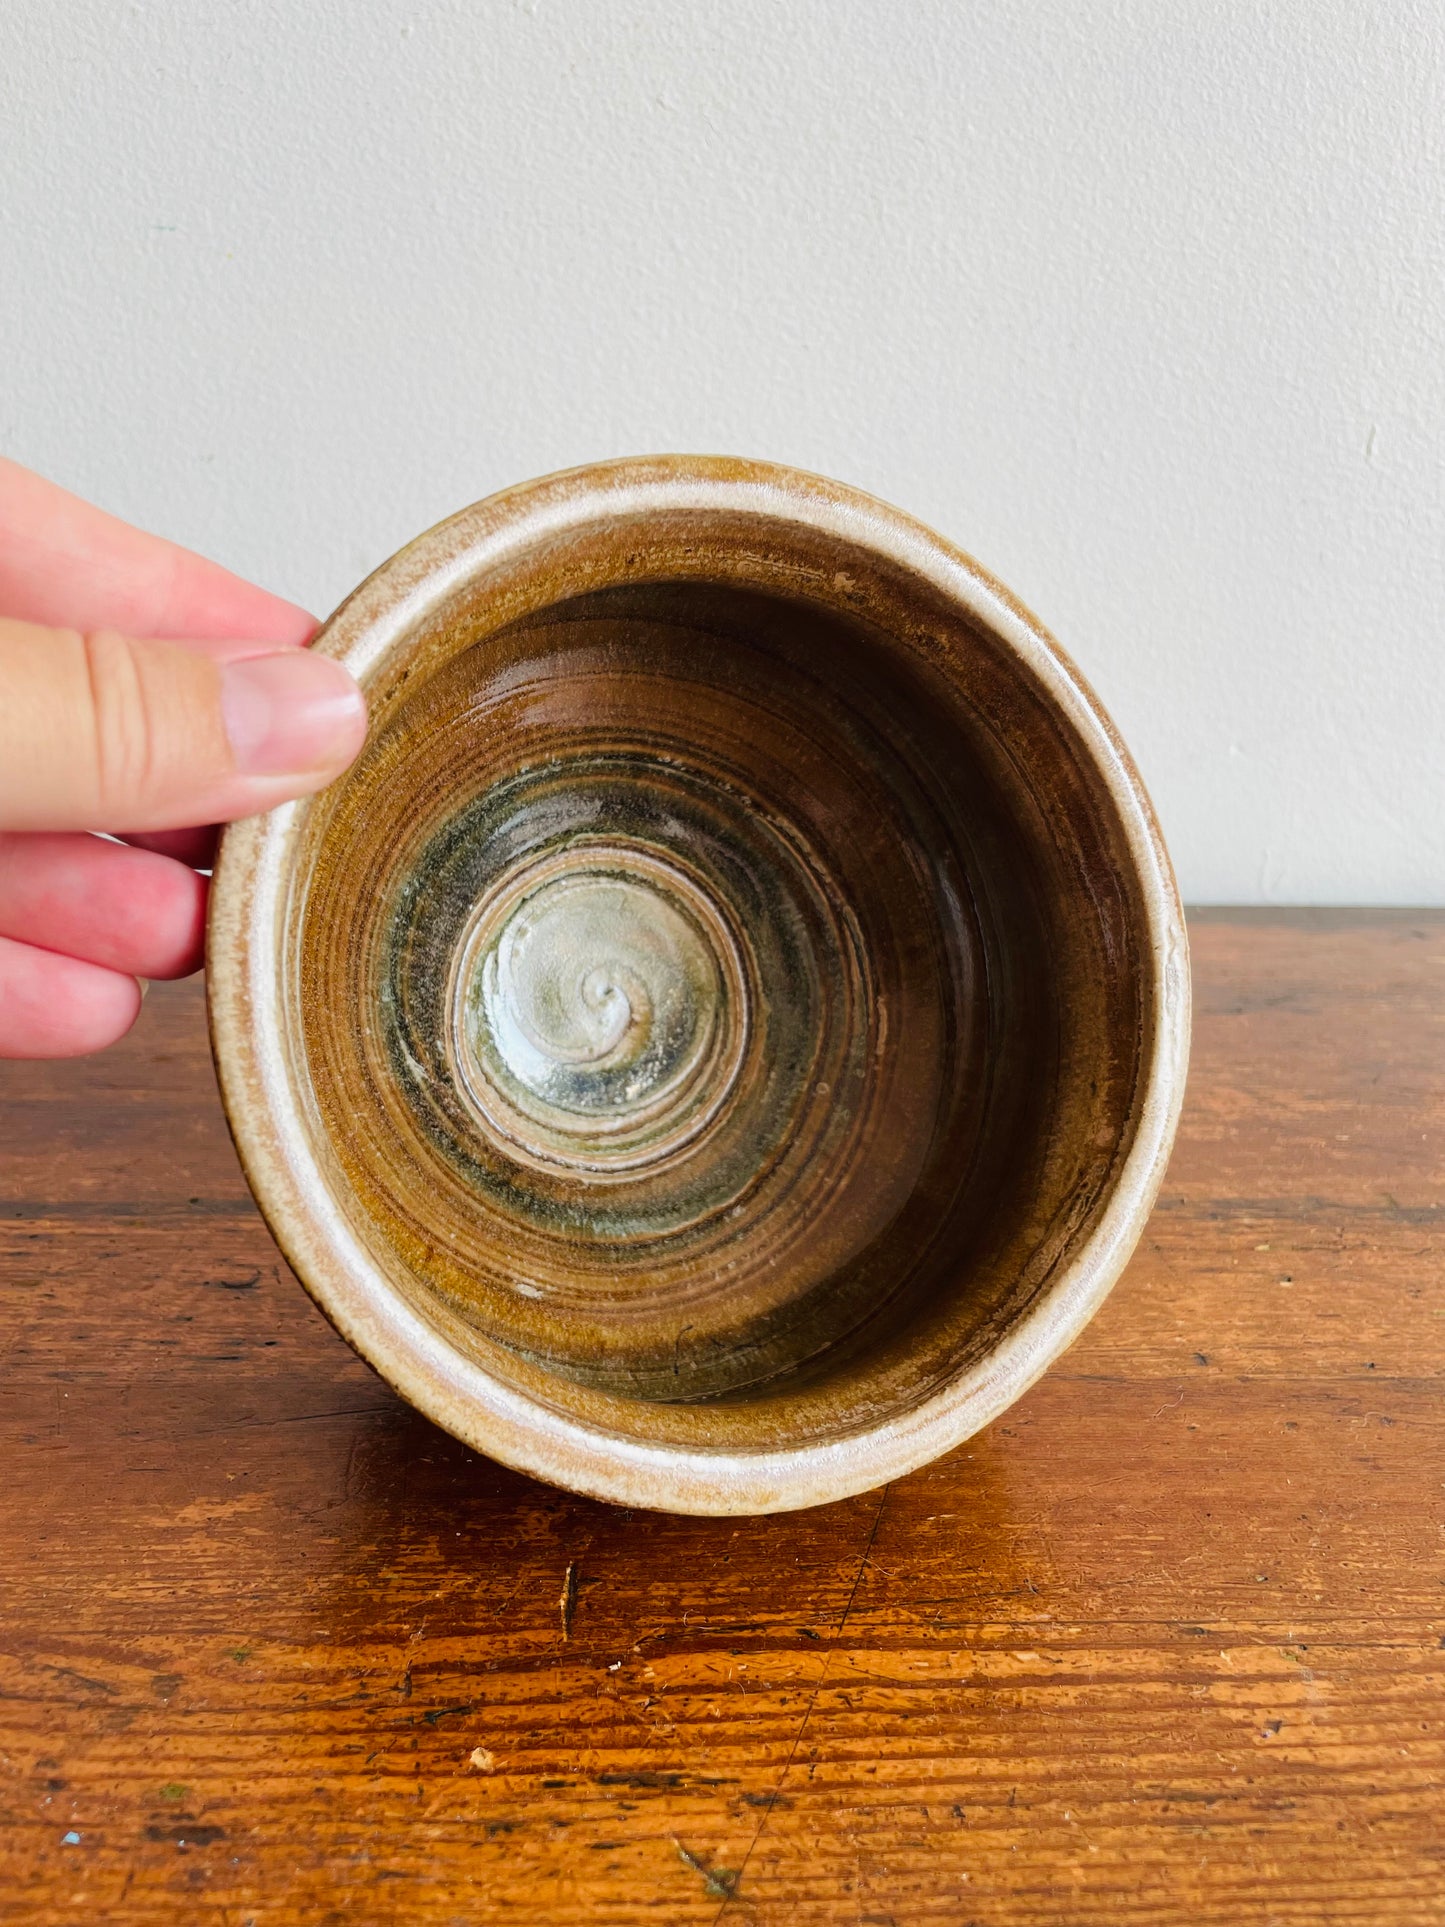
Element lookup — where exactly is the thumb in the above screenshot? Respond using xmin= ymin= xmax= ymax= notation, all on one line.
xmin=0 ymin=620 xmax=367 ymax=833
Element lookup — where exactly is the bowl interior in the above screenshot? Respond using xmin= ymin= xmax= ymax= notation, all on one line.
xmin=282 ymin=504 xmax=1153 ymax=1455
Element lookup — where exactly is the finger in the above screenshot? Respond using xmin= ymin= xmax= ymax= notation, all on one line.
xmin=0 ymin=834 xmax=207 ymax=979
xmin=113 ymin=825 xmax=220 ymax=868
xmin=0 ymin=619 xmax=367 ymax=833
xmin=0 ymin=932 xmax=142 ymax=1057
xmin=0 ymin=456 xmax=316 ymax=644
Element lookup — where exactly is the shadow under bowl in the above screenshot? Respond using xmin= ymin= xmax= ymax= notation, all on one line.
xmin=208 ymin=457 xmax=1189 ymax=1513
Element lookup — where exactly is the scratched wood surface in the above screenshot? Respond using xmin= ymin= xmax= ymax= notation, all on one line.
xmin=0 ymin=911 xmax=1441 ymax=1925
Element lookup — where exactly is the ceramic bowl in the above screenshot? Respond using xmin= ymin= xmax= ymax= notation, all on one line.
xmin=208 ymin=457 xmax=1189 ymax=1515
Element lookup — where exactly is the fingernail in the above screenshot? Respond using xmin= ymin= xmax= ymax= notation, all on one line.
xmin=221 ymin=652 xmax=366 ymax=777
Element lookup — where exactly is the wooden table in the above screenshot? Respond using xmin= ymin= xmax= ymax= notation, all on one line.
xmin=1 ymin=911 xmax=1441 ymax=1925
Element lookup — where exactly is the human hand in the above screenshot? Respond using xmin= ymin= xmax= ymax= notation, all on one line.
xmin=0 ymin=458 xmax=367 ymax=1057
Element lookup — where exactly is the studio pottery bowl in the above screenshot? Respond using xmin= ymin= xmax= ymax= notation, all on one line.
xmin=208 ymin=457 xmax=1190 ymax=1515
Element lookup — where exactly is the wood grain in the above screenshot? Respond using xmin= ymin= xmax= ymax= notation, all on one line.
xmin=0 ymin=910 xmax=1441 ymax=1924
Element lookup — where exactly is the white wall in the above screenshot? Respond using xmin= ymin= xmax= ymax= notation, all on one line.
xmin=3 ymin=2 xmax=1441 ymax=902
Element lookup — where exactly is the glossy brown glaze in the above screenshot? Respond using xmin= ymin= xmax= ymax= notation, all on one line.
xmin=2 ymin=915 xmax=1441 ymax=1923
xmin=208 ymin=459 xmax=1189 ymax=1510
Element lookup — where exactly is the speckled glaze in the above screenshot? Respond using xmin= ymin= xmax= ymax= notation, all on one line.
xmin=207 ymin=457 xmax=1190 ymax=1515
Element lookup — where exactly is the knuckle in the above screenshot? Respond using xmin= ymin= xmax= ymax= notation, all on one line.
xmin=77 ymin=629 xmax=157 ymax=815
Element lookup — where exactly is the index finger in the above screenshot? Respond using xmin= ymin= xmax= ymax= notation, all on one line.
xmin=0 ymin=456 xmax=317 ymax=645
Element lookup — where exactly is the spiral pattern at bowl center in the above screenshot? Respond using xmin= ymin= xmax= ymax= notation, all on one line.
xmin=451 ymin=844 xmax=750 ymax=1176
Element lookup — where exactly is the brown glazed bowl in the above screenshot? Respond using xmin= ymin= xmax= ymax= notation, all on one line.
xmin=208 ymin=456 xmax=1190 ymax=1515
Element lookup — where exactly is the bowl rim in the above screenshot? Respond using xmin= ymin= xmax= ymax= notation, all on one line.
xmin=207 ymin=454 xmax=1191 ymax=1515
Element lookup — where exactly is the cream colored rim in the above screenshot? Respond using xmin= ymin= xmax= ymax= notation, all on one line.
xmin=208 ymin=456 xmax=1191 ymax=1515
